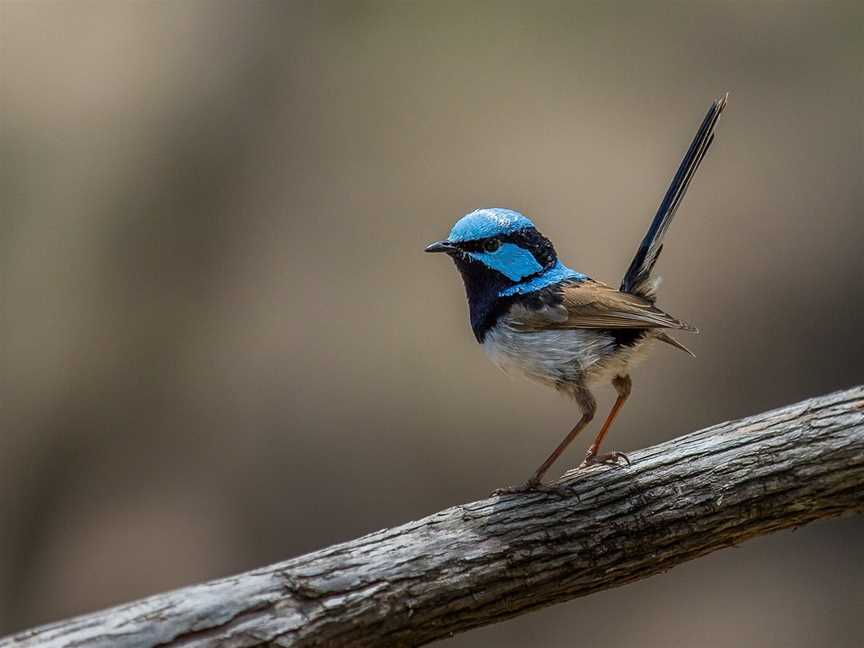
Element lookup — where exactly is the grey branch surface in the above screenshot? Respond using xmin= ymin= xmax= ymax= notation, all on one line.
xmin=5 ymin=386 xmax=864 ymax=648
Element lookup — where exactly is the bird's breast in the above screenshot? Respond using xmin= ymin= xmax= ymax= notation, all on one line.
xmin=481 ymin=319 xmax=614 ymax=388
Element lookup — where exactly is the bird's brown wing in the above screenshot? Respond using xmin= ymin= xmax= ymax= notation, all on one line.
xmin=508 ymin=279 xmax=697 ymax=332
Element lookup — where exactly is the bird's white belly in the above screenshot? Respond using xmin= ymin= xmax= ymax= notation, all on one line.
xmin=482 ymin=323 xmax=653 ymax=389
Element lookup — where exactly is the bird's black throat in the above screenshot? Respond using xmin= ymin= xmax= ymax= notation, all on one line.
xmin=450 ymin=254 xmax=518 ymax=343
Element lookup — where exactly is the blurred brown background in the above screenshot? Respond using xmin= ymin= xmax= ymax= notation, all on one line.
xmin=2 ymin=1 xmax=863 ymax=645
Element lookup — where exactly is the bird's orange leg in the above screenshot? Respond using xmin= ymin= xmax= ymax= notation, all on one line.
xmin=526 ymin=412 xmax=594 ymax=487
xmin=492 ymin=386 xmax=597 ymax=495
xmin=582 ymin=374 xmax=632 ymax=466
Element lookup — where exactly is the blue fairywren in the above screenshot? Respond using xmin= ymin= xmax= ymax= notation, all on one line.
xmin=426 ymin=95 xmax=727 ymax=491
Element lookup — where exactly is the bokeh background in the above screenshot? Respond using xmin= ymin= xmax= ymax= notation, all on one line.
xmin=2 ymin=1 xmax=863 ymax=645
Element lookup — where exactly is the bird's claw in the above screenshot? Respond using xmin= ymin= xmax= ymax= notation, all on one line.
xmin=580 ymin=450 xmax=631 ymax=468
xmin=491 ymin=479 xmax=555 ymax=497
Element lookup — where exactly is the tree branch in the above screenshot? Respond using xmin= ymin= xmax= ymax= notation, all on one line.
xmin=5 ymin=386 xmax=864 ymax=647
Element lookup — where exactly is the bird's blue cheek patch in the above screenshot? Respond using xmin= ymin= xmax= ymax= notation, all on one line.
xmin=469 ymin=243 xmax=543 ymax=281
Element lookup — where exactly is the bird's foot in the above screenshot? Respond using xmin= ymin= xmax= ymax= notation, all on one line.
xmin=579 ymin=450 xmax=631 ymax=468
xmin=491 ymin=478 xmax=555 ymax=497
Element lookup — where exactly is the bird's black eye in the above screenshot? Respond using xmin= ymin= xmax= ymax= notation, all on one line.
xmin=483 ymin=238 xmax=501 ymax=253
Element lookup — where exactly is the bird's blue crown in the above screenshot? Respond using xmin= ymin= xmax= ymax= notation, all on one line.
xmin=448 ymin=208 xmax=536 ymax=243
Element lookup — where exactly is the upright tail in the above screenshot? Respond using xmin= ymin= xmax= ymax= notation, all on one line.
xmin=620 ymin=94 xmax=728 ymax=300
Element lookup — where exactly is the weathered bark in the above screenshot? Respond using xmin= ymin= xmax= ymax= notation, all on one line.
xmin=4 ymin=386 xmax=864 ymax=647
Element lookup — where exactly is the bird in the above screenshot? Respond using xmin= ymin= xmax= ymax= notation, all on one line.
xmin=425 ymin=94 xmax=727 ymax=491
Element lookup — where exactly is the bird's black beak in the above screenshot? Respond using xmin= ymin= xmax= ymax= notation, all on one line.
xmin=424 ymin=240 xmax=457 ymax=254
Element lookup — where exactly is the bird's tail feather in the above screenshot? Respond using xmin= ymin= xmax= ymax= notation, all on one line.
xmin=620 ymin=93 xmax=728 ymax=300
xmin=656 ymin=331 xmax=696 ymax=357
